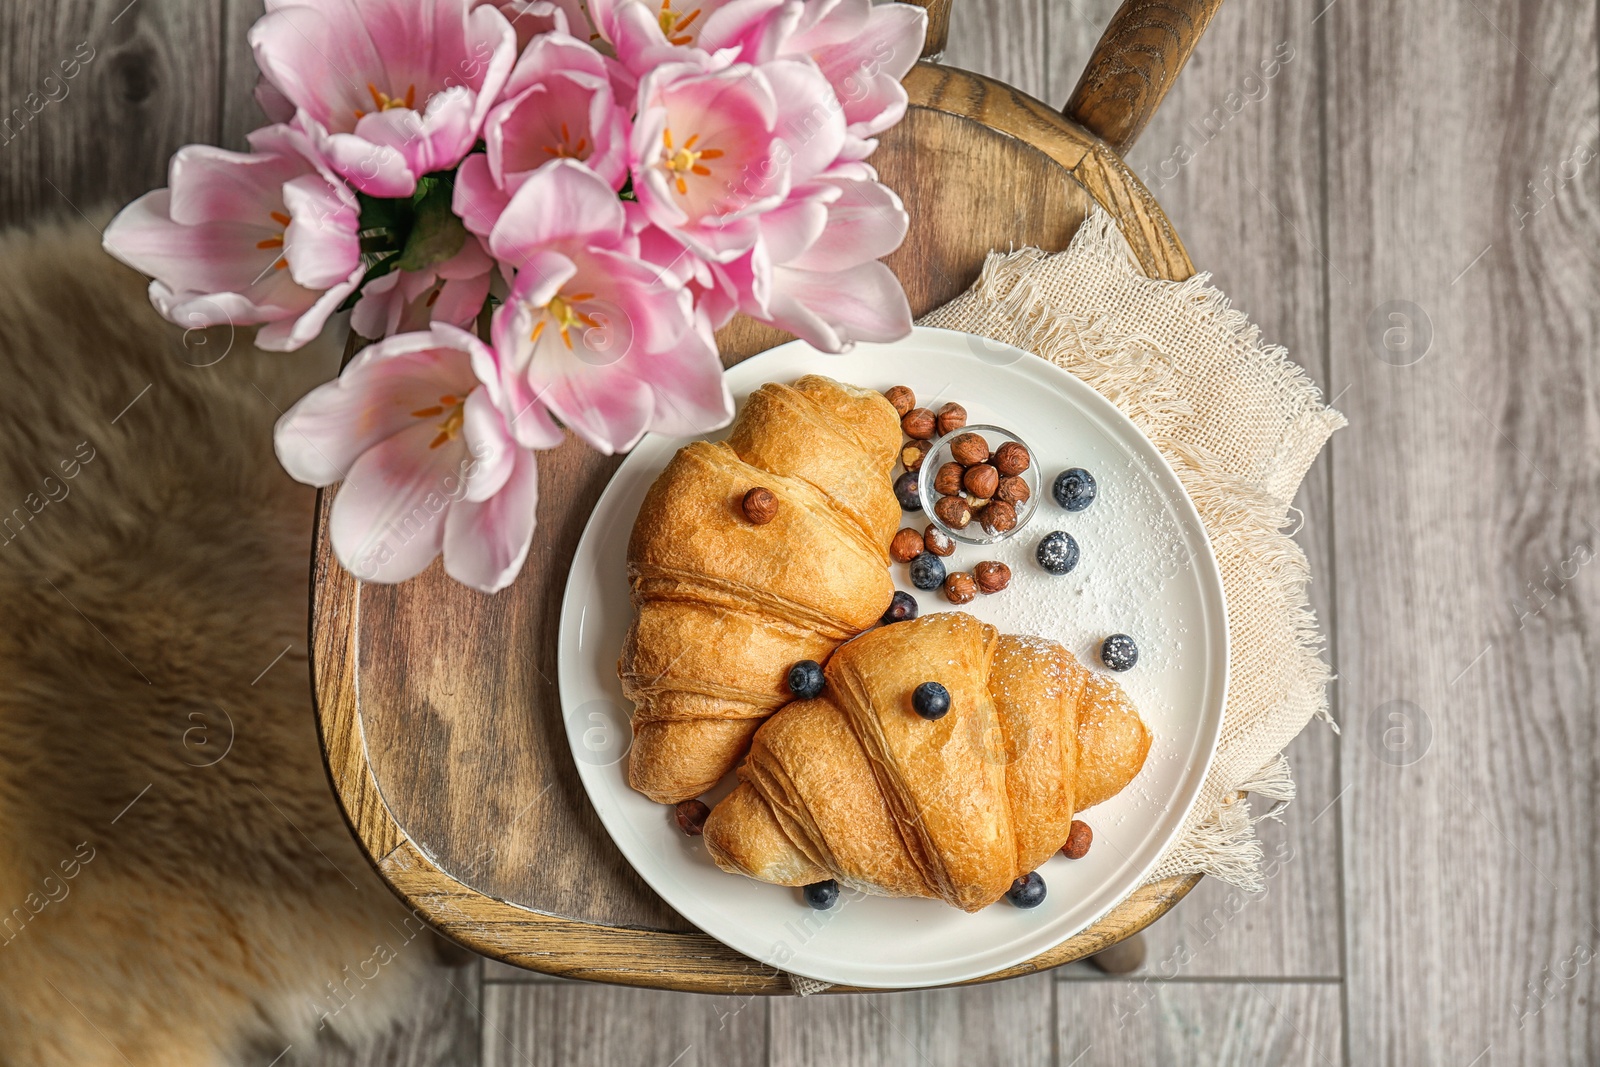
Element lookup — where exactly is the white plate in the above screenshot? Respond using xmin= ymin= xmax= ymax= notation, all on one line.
xmin=557 ymin=327 xmax=1227 ymax=989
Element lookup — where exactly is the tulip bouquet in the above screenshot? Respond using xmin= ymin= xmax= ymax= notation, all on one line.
xmin=106 ymin=0 xmax=925 ymax=591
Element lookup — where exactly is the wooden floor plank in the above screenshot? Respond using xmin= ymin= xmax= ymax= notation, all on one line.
xmin=942 ymin=0 xmax=1048 ymax=103
xmin=768 ymin=974 xmax=1053 ymax=1067
xmin=218 ymin=0 xmax=265 ymax=150
xmin=1114 ymin=0 xmax=1343 ymax=981
xmin=1326 ymin=0 xmax=1600 ymax=1062
xmin=1056 ymin=980 xmax=1344 ymax=1066
xmin=0 ymin=0 xmax=221 ymax=226
xmin=1041 ymin=0 xmax=1124 ymax=111
xmin=480 ymin=983 xmax=767 ymax=1067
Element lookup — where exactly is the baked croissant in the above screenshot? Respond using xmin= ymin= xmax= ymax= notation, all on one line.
xmin=619 ymin=376 xmax=902 ymax=804
xmin=702 ymin=612 xmax=1151 ymax=911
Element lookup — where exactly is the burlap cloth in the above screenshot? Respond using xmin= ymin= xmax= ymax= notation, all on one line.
xmin=787 ymin=207 xmax=1344 ymax=995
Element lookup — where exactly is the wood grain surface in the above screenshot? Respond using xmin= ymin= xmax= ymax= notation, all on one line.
xmin=1325 ymin=0 xmax=1600 ymax=1062
xmin=769 ymin=974 xmax=1056 ymax=1066
xmin=1064 ymin=0 xmax=1226 ymax=156
xmin=6 ymin=0 xmax=1599 ymax=1060
xmin=0 ymin=0 xmax=221 ymax=224
xmin=1055 ymin=980 xmax=1344 ymax=1066
xmin=906 ymin=0 xmax=954 ymax=58
xmin=480 ymin=981 xmax=767 ymax=1067
xmin=1117 ymin=0 xmax=1342 ymax=981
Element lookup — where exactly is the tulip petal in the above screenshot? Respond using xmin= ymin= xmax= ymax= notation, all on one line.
xmin=460 ymin=386 xmax=516 ymax=502
xmin=314 ymin=125 xmax=418 ymax=197
xmin=431 ymin=269 xmax=493 ymax=329
xmin=253 ymin=276 xmax=359 ymax=351
xmin=329 ymin=419 xmax=464 ymax=584
xmin=281 ymin=174 xmax=361 ymax=290
xmin=165 ymin=143 xmax=299 ymax=225
xmin=640 ymin=327 xmax=734 ymax=438
xmin=272 ymin=334 xmax=476 ymax=485
xmin=757 ymin=196 xmax=829 ymax=265
xmin=812 ymin=2 xmax=924 ymax=137
xmin=249 ymin=3 xmax=384 ymax=134
xmin=490 ymin=158 xmax=626 ymax=260
xmin=763 ymin=260 xmax=911 ymax=351
xmin=443 ymin=445 xmax=539 ymax=592
xmin=452 ymin=153 xmax=511 ymax=238
xmin=788 ymin=179 xmax=906 ymax=272
xmin=765 ymin=59 xmax=846 ymax=185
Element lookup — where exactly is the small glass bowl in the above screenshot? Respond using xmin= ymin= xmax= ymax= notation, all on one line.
xmin=916 ymin=424 xmax=1041 ymax=546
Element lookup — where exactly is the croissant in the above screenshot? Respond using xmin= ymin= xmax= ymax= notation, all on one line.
xmin=619 ymin=376 xmax=902 ymax=804
xmin=702 ymin=612 xmax=1152 ymax=911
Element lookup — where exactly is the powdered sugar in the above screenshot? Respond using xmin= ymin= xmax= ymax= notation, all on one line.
xmin=888 ymin=379 xmax=1215 ymax=825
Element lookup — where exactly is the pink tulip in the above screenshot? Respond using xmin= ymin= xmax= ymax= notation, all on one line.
xmin=631 ymin=56 xmax=847 ymax=261
xmin=627 ymin=49 xmax=910 ymax=351
xmin=596 ymin=0 xmax=797 ymax=71
xmin=350 ymin=237 xmax=495 ymax=339
xmin=250 ymin=0 xmax=518 ymax=197
xmin=632 ymin=212 xmax=740 ymax=330
xmin=274 ymin=323 xmax=561 ymax=591
xmin=452 ymin=31 xmax=631 ymax=238
xmin=733 ymin=173 xmax=911 ymax=350
xmin=103 ymin=124 xmax=362 ymax=352
xmin=485 ymin=159 xmax=732 ymax=454
xmin=777 ymin=0 xmax=925 ymax=159
xmin=490 ymin=0 xmax=598 ymax=50
xmin=596 ymin=0 xmax=925 ymax=162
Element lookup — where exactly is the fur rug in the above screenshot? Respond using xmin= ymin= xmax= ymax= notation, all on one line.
xmin=0 ymin=218 xmax=466 ymax=1065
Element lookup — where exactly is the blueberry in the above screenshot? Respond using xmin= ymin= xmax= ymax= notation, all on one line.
xmin=1005 ymin=872 xmax=1047 ymax=909
xmin=1052 ymin=468 xmax=1097 ymax=512
xmin=893 ymin=470 xmax=921 ymax=511
xmin=1035 ymin=531 xmax=1079 ymax=575
xmin=1100 ymin=634 xmax=1138 ymax=672
xmin=882 ymin=590 xmax=919 ymax=624
xmin=803 ymin=879 xmax=840 ymax=910
xmin=787 ymin=659 xmax=826 ymax=699
xmin=908 ymin=552 xmax=946 ymax=590
xmin=912 ymin=681 xmax=950 ymax=720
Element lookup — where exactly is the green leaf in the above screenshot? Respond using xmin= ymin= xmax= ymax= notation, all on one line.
xmin=357 ymin=191 xmax=407 ymax=235
xmin=392 ymin=177 xmax=466 ymax=274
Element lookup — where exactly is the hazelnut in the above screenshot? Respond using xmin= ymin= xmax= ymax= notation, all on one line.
xmin=890 ymin=527 xmax=925 ymax=562
xmin=933 ymin=461 xmax=964 ymax=496
xmin=994 ymin=441 xmax=1031 ymax=476
xmin=902 ymin=407 xmax=936 ymax=440
xmin=944 ymin=572 xmax=977 ymax=604
xmin=963 ymin=492 xmax=992 ymax=509
xmin=1062 ymin=819 xmax=1093 ymax=859
xmin=742 ymin=487 xmax=778 ymax=524
xmin=900 ymin=439 xmax=931 ymax=473
xmin=949 ymin=432 xmax=990 ymax=466
xmin=883 ymin=385 xmax=916 ymax=416
xmin=974 ymin=561 xmax=1011 ymax=593
xmin=980 ymin=499 xmax=1017 ymax=534
xmin=995 ymin=475 xmax=1031 ymax=505
xmin=935 ymin=402 xmax=968 ymax=436
xmin=933 ymin=495 xmax=972 ymax=529
xmin=962 ymin=463 xmax=999 ymax=499
xmin=675 ymin=798 xmax=710 ymax=836
xmin=923 ymin=524 xmax=955 ymax=557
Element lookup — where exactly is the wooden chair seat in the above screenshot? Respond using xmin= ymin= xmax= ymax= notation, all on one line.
xmin=311 ymin=0 xmax=1223 ymax=993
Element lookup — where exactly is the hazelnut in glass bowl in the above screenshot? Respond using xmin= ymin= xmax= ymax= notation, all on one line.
xmin=916 ymin=425 xmax=1040 ymax=546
